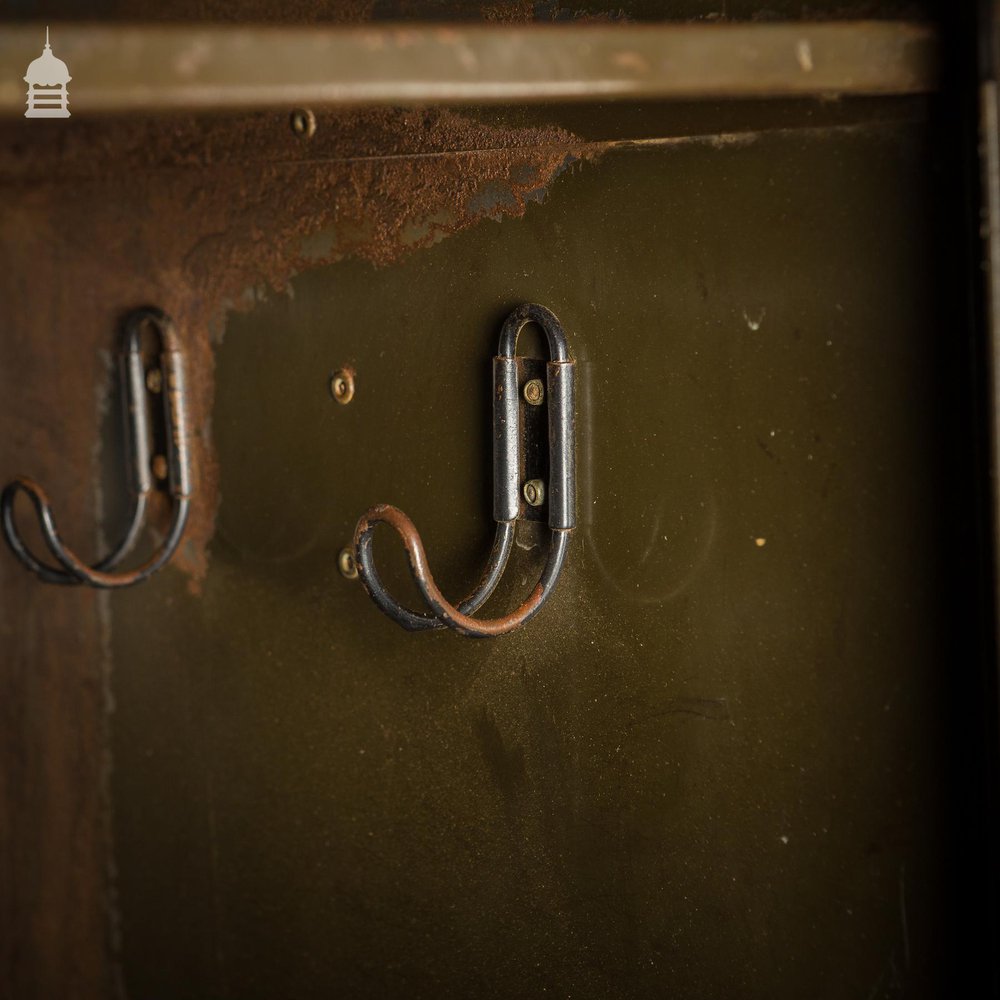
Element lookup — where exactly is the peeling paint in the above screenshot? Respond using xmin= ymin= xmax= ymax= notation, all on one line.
xmin=0 ymin=107 xmax=595 ymax=592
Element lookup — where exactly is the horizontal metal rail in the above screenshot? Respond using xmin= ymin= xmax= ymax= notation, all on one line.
xmin=0 ymin=21 xmax=936 ymax=115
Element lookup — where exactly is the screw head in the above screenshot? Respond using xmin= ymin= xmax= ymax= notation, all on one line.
xmin=329 ymin=369 xmax=355 ymax=405
xmin=151 ymin=455 xmax=169 ymax=481
xmin=523 ymin=479 xmax=545 ymax=507
xmin=290 ymin=108 xmax=316 ymax=138
xmin=338 ymin=547 xmax=359 ymax=580
xmin=523 ymin=378 xmax=545 ymax=406
xmin=145 ymin=368 xmax=163 ymax=394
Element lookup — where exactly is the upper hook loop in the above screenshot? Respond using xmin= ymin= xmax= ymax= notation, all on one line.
xmin=497 ymin=302 xmax=570 ymax=362
xmin=353 ymin=303 xmax=576 ymax=638
xmin=1 ymin=306 xmax=193 ymax=589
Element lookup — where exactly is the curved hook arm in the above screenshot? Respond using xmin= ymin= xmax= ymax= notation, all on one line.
xmin=0 ymin=477 xmax=148 ymax=585
xmin=1 ymin=477 xmax=190 ymax=589
xmin=354 ymin=504 xmax=569 ymax=639
xmin=354 ymin=513 xmax=515 ymax=632
xmin=1 ymin=306 xmax=192 ymax=588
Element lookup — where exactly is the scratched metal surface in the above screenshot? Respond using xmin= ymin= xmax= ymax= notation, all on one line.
xmin=106 ymin=123 xmax=963 ymax=997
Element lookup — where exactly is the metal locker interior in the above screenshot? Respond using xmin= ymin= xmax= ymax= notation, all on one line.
xmin=0 ymin=4 xmax=997 ymax=999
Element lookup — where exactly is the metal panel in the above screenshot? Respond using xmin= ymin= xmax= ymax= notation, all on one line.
xmin=0 ymin=21 xmax=937 ymax=115
xmin=103 ymin=119 xmax=962 ymax=998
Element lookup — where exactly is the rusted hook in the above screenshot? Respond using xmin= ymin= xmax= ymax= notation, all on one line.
xmin=353 ymin=303 xmax=575 ymax=637
xmin=1 ymin=306 xmax=192 ymax=588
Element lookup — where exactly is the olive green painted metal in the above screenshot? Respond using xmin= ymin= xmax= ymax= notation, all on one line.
xmin=104 ymin=115 xmax=970 ymax=997
xmin=0 ymin=21 xmax=937 ymax=116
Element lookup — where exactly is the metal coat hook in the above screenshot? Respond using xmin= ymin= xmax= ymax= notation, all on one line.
xmin=1 ymin=306 xmax=192 ymax=588
xmin=353 ymin=303 xmax=576 ymax=637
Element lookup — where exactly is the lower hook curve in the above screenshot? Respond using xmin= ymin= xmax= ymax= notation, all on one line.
xmin=353 ymin=504 xmax=569 ymax=638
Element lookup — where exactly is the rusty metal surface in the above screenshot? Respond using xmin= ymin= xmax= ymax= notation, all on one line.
xmin=97 ymin=115 xmax=986 ymax=997
xmin=0 ymin=97 xmax=928 ymax=182
xmin=0 ymin=21 xmax=938 ymax=116
xmin=0 ymin=0 xmax=933 ymax=23
xmin=4 ymin=94 xmax=981 ymax=997
xmin=0 ymin=7 xmax=970 ymax=1000
xmin=0 ymin=103 xmax=596 ymax=999
xmin=0 ymin=101 xmax=925 ymax=602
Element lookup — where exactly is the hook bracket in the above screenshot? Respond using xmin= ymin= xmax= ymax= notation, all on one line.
xmin=1 ymin=306 xmax=192 ymax=589
xmin=354 ymin=303 xmax=576 ymax=637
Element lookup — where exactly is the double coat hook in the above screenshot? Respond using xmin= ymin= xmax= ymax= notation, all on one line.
xmin=2 ymin=306 xmax=192 ymax=588
xmin=353 ymin=303 xmax=576 ymax=637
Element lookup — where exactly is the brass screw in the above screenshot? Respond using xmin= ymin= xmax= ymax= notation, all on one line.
xmin=145 ymin=368 xmax=163 ymax=393
xmin=523 ymin=378 xmax=545 ymax=406
xmin=151 ymin=455 xmax=169 ymax=481
xmin=338 ymin=547 xmax=359 ymax=580
xmin=290 ymin=108 xmax=316 ymax=138
xmin=329 ymin=369 xmax=355 ymax=405
xmin=523 ymin=479 xmax=545 ymax=507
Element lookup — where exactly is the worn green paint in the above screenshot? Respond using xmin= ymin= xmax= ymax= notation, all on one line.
xmin=110 ymin=119 xmax=953 ymax=997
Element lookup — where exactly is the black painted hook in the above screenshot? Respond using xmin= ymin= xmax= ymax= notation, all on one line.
xmin=1 ymin=306 xmax=192 ymax=589
xmin=353 ymin=303 xmax=576 ymax=637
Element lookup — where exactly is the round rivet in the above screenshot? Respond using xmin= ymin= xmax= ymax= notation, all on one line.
xmin=145 ymin=368 xmax=163 ymax=393
xmin=523 ymin=378 xmax=544 ymax=406
xmin=329 ymin=369 xmax=355 ymax=405
xmin=290 ymin=108 xmax=316 ymax=138
xmin=338 ymin=547 xmax=359 ymax=580
xmin=523 ymin=479 xmax=545 ymax=507
xmin=151 ymin=455 xmax=169 ymax=481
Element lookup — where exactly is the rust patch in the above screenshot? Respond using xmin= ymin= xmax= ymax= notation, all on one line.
xmin=481 ymin=0 xmax=536 ymax=21
xmin=0 ymin=107 xmax=592 ymax=592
